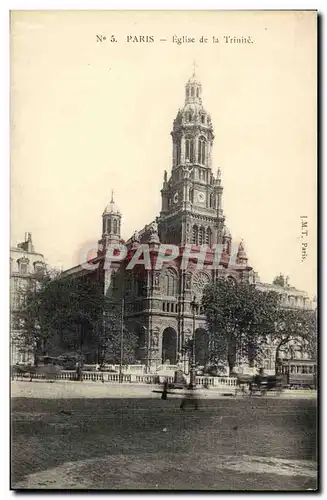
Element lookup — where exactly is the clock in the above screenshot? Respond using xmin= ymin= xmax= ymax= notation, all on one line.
xmin=197 ymin=191 xmax=205 ymax=203
xmin=173 ymin=192 xmax=179 ymax=204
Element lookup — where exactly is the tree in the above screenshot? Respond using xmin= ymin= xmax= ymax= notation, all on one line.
xmin=14 ymin=267 xmax=62 ymax=364
xmin=202 ymin=278 xmax=280 ymax=375
xmin=272 ymin=308 xmax=317 ymax=372
xmin=16 ymin=269 xmax=139 ymax=366
xmin=99 ymin=308 xmax=138 ymax=365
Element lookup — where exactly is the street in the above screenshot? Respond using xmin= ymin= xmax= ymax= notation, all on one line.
xmin=11 ymin=381 xmax=317 ymax=490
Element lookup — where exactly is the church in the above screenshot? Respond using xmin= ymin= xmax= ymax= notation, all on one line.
xmin=63 ymin=71 xmax=255 ymax=371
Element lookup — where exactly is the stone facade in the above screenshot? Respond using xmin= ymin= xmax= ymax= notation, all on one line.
xmin=62 ymin=73 xmax=253 ymax=371
xmin=255 ymin=276 xmax=315 ymax=373
xmin=10 ymin=233 xmax=46 ymax=364
xmin=62 ymin=73 xmax=315 ymax=373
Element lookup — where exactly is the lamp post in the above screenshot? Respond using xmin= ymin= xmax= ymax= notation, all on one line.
xmin=107 ymin=297 xmax=125 ymax=383
xmin=190 ymin=296 xmax=198 ymax=389
xmin=119 ymin=297 xmax=125 ymax=384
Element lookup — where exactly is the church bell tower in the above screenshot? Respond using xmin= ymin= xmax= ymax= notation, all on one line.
xmin=158 ymin=69 xmax=225 ymax=247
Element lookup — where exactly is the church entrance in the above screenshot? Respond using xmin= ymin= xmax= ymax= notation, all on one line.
xmin=162 ymin=327 xmax=177 ymax=365
xmin=195 ymin=328 xmax=210 ymax=366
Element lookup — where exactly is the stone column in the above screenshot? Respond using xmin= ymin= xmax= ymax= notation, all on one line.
xmin=172 ymin=142 xmax=177 ymax=167
xmin=208 ymin=141 xmax=213 ymax=168
xmin=181 ymin=136 xmax=185 ymax=164
xmin=194 ymin=135 xmax=199 ymax=164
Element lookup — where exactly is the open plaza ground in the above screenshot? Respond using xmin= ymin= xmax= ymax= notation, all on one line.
xmin=11 ymin=381 xmax=317 ymax=491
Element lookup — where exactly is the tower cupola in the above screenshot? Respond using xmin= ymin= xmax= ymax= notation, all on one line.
xmin=102 ymin=190 xmax=122 ymax=243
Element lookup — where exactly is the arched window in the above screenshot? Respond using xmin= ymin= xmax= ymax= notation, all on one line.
xmin=162 ymin=272 xmax=177 ymax=297
xmin=198 ymin=137 xmax=206 ymax=164
xmin=186 ymin=88 xmax=189 ymax=98
xmin=192 ymin=225 xmax=198 ymax=245
xmin=17 ymin=258 xmax=29 ymax=275
xmin=201 ymin=114 xmax=205 ymax=124
xmin=163 ymin=275 xmax=169 ymax=295
xmin=188 ymin=113 xmax=192 ymax=122
xmin=185 ymin=138 xmax=194 ymax=162
xmin=205 ymin=228 xmax=212 ymax=246
xmin=196 ymin=88 xmax=199 ymax=97
xmin=191 ymin=87 xmax=195 ymax=97
xmin=19 ymin=262 xmax=28 ymax=274
xmin=176 ymin=140 xmax=181 ymax=165
xmin=198 ymin=226 xmax=205 ymax=245
xmin=168 ymin=274 xmax=176 ymax=296
xmin=107 ymin=218 xmax=112 ymax=233
xmin=113 ymin=219 xmax=118 ymax=234
xmin=189 ymin=188 xmax=194 ymax=203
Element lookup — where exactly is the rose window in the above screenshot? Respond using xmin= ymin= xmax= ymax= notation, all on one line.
xmin=192 ymin=272 xmax=210 ymax=295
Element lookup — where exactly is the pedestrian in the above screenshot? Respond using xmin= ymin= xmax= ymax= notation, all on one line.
xmin=76 ymin=361 xmax=82 ymax=382
xmin=161 ymin=379 xmax=168 ymax=400
xmin=180 ymin=383 xmax=199 ymax=410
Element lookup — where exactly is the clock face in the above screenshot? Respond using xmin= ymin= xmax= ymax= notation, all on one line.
xmin=173 ymin=192 xmax=179 ymax=204
xmin=197 ymin=191 xmax=205 ymax=203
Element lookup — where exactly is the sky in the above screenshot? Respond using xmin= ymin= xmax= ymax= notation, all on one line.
xmin=10 ymin=10 xmax=317 ymax=297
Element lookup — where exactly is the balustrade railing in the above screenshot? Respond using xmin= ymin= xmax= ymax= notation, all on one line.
xmin=13 ymin=369 xmax=237 ymax=388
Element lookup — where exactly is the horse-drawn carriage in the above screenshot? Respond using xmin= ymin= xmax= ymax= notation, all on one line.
xmin=236 ymin=371 xmax=285 ymax=395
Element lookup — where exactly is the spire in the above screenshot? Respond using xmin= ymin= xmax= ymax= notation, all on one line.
xmin=192 ymin=60 xmax=197 ymax=77
xmin=103 ymin=189 xmax=121 ymax=215
xmin=185 ymin=64 xmax=202 ymax=105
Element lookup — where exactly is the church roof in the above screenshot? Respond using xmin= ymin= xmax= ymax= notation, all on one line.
xmin=103 ymin=191 xmax=121 ymax=215
xmin=187 ymin=73 xmax=201 ymax=85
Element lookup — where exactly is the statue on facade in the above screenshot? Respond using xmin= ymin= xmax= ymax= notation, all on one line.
xmin=132 ymin=230 xmax=140 ymax=243
xmin=150 ymin=221 xmax=158 ymax=234
xmin=185 ymin=273 xmax=192 ymax=289
xmin=151 ymin=330 xmax=159 ymax=349
xmin=182 ymin=164 xmax=192 ymax=179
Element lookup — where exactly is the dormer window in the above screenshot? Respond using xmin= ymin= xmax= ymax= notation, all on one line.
xmin=33 ymin=261 xmax=44 ymax=274
xmin=17 ymin=257 xmax=29 ymax=275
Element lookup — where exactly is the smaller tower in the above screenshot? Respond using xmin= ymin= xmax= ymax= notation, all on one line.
xmin=101 ymin=191 xmax=122 ymax=249
xmin=236 ymin=239 xmax=248 ymax=266
xmin=222 ymin=225 xmax=232 ymax=254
